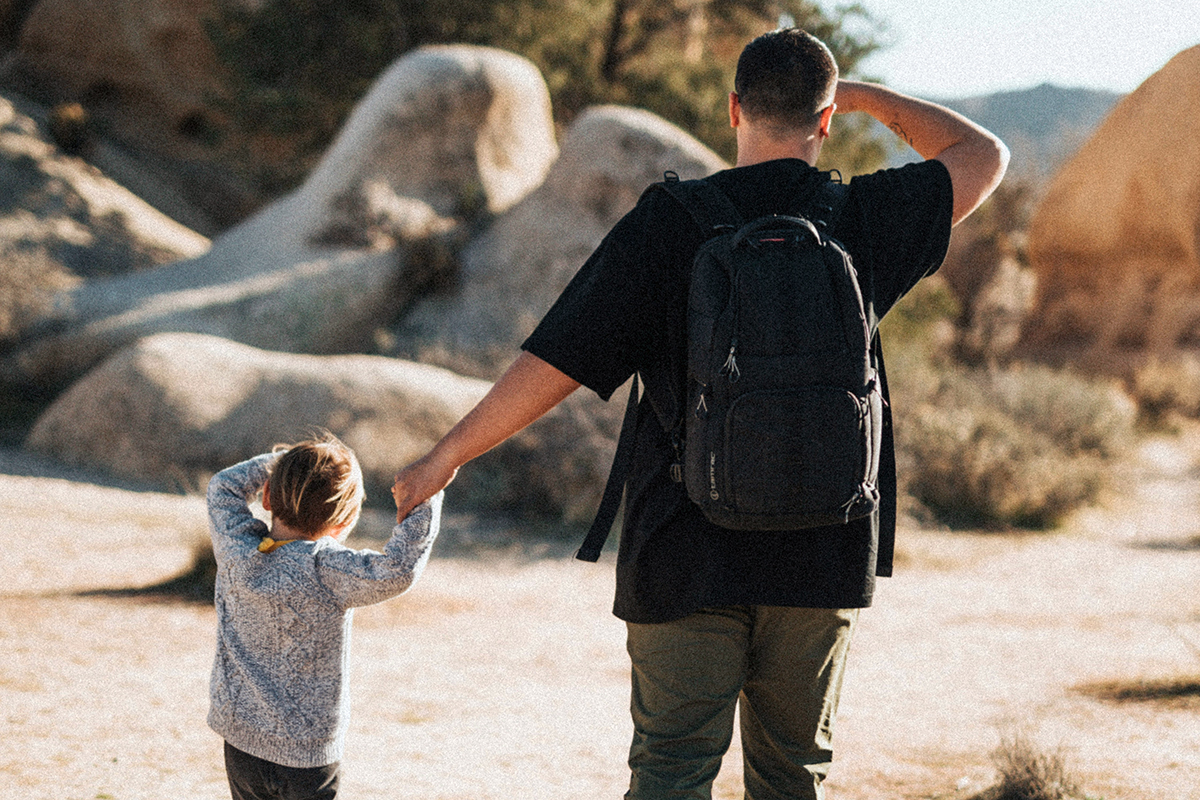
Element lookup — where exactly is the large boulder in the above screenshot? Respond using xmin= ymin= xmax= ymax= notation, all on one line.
xmin=6 ymin=45 xmax=558 ymax=391
xmin=304 ymin=44 xmax=558 ymax=227
xmin=0 ymin=0 xmax=267 ymax=233
xmin=393 ymin=104 xmax=727 ymax=379
xmin=0 ymin=0 xmax=225 ymax=155
xmin=1018 ymin=45 xmax=1200 ymax=372
xmin=25 ymin=332 xmax=486 ymax=494
xmin=26 ymin=332 xmax=619 ymax=522
xmin=0 ymin=91 xmax=209 ymax=343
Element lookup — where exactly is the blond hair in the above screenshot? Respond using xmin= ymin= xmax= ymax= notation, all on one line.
xmin=267 ymin=432 xmax=365 ymax=537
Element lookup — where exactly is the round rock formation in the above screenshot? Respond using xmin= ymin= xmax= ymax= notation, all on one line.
xmin=1020 ymin=45 xmax=1200 ymax=373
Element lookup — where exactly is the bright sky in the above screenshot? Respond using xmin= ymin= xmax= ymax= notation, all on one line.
xmin=849 ymin=0 xmax=1200 ymax=99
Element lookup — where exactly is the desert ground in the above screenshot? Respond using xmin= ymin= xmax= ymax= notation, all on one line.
xmin=2 ymin=433 xmax=1198 ymax=800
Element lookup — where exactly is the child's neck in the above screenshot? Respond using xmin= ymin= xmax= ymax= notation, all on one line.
xmin=268 ymin=519 xmax=321 ymax=542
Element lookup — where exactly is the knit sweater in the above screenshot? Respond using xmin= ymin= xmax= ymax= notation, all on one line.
xmin=206 ymin=453 xmax=441 ymax=768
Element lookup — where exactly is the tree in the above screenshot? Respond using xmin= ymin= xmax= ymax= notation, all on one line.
xmin=205 ymin=0 xmax=889 ymax=193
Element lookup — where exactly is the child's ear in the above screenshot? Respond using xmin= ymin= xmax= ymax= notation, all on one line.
xmin=261 ymin=480 xmax=272 ymax=512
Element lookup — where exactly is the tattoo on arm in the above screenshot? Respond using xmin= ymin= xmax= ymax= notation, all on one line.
xmin=889 ymin=121 xmax=914 ymax=147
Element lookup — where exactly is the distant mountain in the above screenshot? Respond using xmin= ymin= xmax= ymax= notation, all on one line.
xmin=881 ymin=83 xmax=1124 ymax=182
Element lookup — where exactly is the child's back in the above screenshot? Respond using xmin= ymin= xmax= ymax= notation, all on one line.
xmin=206 ymin=435 xmax=440 ymax=797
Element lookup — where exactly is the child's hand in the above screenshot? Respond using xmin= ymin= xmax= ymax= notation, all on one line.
xmin=392 ymin=453 xmax=457 ymax=523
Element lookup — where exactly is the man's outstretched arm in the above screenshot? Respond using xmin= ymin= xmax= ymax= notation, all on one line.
xmin=391 ymin=351 xmax=582 ymax=521
xmin=834 ymin=80 xmax=1009 ymax=225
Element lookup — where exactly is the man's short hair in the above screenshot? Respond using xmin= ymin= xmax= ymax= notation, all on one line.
xmin=268 ymin=432 xmax=365 ymax=536
xmin=734 ymin=28 xmax=838 ymax=134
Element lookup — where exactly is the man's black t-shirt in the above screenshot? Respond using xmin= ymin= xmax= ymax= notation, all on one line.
xmin=523 ymin=158 xmax=953 ymax=623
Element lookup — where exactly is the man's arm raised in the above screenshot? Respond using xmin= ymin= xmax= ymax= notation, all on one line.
xmin=834 ymin=80 xmax=1009 ymax=225
xmin=391 ymin=351 xmax=582 ymax=521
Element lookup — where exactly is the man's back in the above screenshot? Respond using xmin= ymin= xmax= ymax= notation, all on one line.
xmin=522 ymin=156 xmax=954 ymax=624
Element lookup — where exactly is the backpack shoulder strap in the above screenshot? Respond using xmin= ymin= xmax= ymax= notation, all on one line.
xmin=807 ymin=174 xmax=850 ymax=231
xmin=638 ymin=172 xmax=741 ymax=438
xmin=656 ymin=172 xmax=743 ymax=235
xmin=578 ymin=172 xmax=736 ymax=561
xmin=576 ymin=373 xmax=642 ymax=562
xmin=872 ymin=331 xmax=897 ymax=573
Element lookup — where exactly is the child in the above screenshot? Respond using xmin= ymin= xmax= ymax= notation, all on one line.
xmin=206 ymin=432 xmax=441 ymax=800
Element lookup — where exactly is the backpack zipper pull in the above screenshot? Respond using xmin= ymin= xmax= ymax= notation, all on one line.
xmin=719 ymin=337 xmax=740 ymax=382
xmin=695 ymin=388 xmax=709 ymax=418
xmin=669 ymin=428 xmax=685 ymax=483
xmin=866 ymin=373 xmax=888 ymax=407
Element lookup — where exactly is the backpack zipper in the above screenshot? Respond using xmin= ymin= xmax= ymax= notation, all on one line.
xmin=719 ymin=268 xmax=742 ymax=383
xmin=719 ymin=338 xmax=740 ymax=382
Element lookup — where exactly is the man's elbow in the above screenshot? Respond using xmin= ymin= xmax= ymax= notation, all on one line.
xmin=986 ymin=134 xmax=1011 ymax=188
xmin=947 ymin=134 xmax=1010 ymax=225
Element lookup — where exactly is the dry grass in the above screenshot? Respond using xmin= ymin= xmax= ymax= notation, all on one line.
xmin=971 ymin=733 xmax=1089 ymax=800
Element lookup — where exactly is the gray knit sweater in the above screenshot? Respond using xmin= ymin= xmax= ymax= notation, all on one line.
xmin=206 ymin=453 xmax=441 ymax=768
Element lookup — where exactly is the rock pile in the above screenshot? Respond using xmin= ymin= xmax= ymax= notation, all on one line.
xmin=0 ymin=92 xmax=208 ymax=344
xmin=0 ymin=0 xmax=250 ymax=230
xmin=7 ymin=45 xmax=560 ymax=391
xmin=7 ymin=44 xmax=726 ymax=522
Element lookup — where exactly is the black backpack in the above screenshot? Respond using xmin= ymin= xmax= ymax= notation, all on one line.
xmin=577 ymin=171 xmax=882 ymax=561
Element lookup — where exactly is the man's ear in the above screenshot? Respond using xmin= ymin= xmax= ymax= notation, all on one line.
xmin=261 ymin=480 xmax=272 ymax=512
xmin=729 ymin=91 xmax=741 ymax=128
xmin=818 ymin=103 xmax=836 ymax=139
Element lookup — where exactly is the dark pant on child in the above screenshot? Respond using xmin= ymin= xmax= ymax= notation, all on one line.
xmin=224 ymin=742 xmax=340 ymax=800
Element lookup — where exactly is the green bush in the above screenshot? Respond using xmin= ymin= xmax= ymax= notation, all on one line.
xmin=878 ymin=273 xmax=961 ymax=351
xmin=204 ymin=0 xmax=890 ymax=191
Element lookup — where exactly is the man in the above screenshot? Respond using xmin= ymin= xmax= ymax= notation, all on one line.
xmin=392 ymin=28 xmax=1007 ymax=800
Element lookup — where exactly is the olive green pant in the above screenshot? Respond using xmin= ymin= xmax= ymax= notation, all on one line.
xmin=624 ymin=605 xmax=859 ymax=800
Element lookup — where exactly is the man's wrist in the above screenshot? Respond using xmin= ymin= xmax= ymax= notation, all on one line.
xmin=836 ymin=80 xmax=900 ymax=119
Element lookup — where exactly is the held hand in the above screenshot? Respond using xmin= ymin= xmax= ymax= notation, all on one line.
xmin=389 ymin=353 xmax=581 ymax=523
xmin=392 ymin=453 xmax=458 ymax=523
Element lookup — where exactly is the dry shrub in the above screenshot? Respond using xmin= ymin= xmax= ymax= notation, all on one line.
xmin=892 ymin=359 xmax=1134 ymax=529
xmin=982 ymin=364 xmax=1135 ymax=459
xmin=973 ymin=732 xmax=1087 ymax=800
xmin=1128 ymin=354 xmax=1200 ymax=425
xmin=145 ymin=541 xmax=218 ymax=603
xmin=897 ymin=400 xmax=1103 ymax=529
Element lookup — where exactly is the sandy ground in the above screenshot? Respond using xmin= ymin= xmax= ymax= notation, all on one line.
xmin=2 ymin=436 xmax=1199 ymax=800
